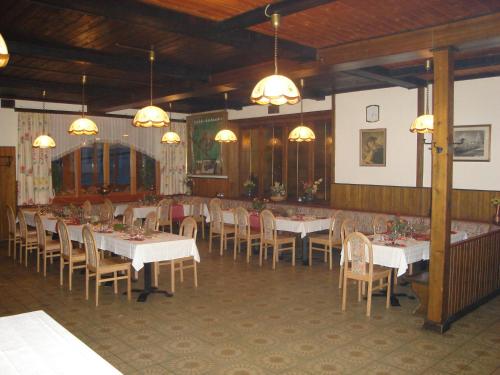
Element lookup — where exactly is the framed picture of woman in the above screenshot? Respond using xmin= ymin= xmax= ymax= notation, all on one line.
xmin=360 ymin=128 xmax=386 ymax=166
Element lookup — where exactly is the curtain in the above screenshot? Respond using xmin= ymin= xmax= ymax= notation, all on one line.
xmin=160 ymin=122 xmax=188 ymax=195
xmin=18 ymin=112 xmax=54 ymax=205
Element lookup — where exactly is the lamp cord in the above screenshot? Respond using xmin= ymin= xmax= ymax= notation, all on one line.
xmin=150 ymin=50 xmax=154 ymax=106
xmin=81 ymin=75 xmax=85 ymax=118
xmin=274 ymin=24 xmax=278 ymax=75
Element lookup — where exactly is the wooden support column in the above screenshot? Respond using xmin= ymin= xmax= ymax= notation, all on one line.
xmin=416 ymin=87 xmax=425 ymax=187
xmin=330 ymin=93 xmax=336 ymax=205
xmin=425 ymin=47 xmax=455 ymax=332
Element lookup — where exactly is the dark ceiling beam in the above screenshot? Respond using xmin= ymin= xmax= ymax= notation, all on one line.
xmin=7 ymin=40 xmax=208 ymax=81
xmin=346 ymin=67 xmax=425 ymax=89
xmin=217 ymin=0 xmax=336 ymax=31
xmin=30 ymin=0 xmax=316 ymax=61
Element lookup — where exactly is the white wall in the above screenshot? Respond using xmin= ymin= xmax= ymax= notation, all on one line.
xmin=423 ymin=77 xmax=500 ymax=190
xmin=335 ymin=87 xmax=418 ymax=186
xmin=0 ymin=108 xmax=18 ymax=147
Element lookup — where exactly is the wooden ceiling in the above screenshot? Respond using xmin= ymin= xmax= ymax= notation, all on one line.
xmin=1 ymin=0 xmax=500 ymax=114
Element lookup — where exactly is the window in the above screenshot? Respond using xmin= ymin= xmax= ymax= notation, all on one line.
xmin=136 ymin=151 xmax=156 ymax=192
xmin=109 ymin=144 xmax=130 ymax=192
xmin=51 ymin=153 xmax=75 ymax=195
xmin=81 ymin=143 xmax=104 ymax=191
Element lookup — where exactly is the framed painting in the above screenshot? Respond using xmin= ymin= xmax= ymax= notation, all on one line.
xmin=453 ymin=125 xmax=491 ymax=162
xmin=360 ymin=128 xmax=386 ymax=166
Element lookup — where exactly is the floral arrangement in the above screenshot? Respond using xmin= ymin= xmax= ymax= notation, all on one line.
xmin=491 ymin=197 xmax=500 ymax=206
xmin=144 ymin=193 xmax=158 ymax=205
xmin=243 ymin=179 xmax=256 ymax=191
xmin=252 ymin=197 xmax=267 ymax=211
xmin=270 ymin=182 xmax=286 ymax=197
xmin=302 ymin=178 xmax=323 ymax=195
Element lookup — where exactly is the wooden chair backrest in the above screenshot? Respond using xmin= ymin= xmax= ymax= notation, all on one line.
xmin=82 ymin=200 xmax=92 ymax=217
xmin=6 ymin=204 xmax=16 ymax=236
xmin=123 ymin=206 xmax=134 ymax=226
xmin=340 ymin=218 xmax=357 ymax=244
xmin=144 ymin=211 xmax=158 ymax=232
xmin=17 ymin=210 xmax=29 ymax=239
xmin=180 ymin=216 xmax=198 ymax=239
xmin=260 ymin=209 xmax=276 ymax=242
xmin=189 ymin=197 xmax=203 ymax=217
xmin=373 ymin=214 xmax=389 ymax=235
xmin=99 ymin=203 xmax=113 ymax=224
xmin=82 ymin=225 xmax=99 ymax=269
xmin=329 ymin=210 xmax=343 ymax=243
xmin=156 ymin=199 xmax=172 ymax=226
xmin=34 ymin=213 xmax=47 ymax=250
xmin=103 ymin=198 xmax=113 ymax=209
xmin=209 ymin=198 xmax=223 ymax=232
xmin=344 ymin=232 xmax=373 ymax=276
xmin=57 ymin=219 xmax=73 ymax=258
xmin=234 ymin=206 xmax=250 ymax=238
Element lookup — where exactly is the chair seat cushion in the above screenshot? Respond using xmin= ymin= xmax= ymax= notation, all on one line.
xmin=98 ymin=258 xmax=131 ymax=273
xmin=44 ymin=239 xmax=61 ymax=252
xmin=309 ymin=234 xmax=330 ymax=244
xmin=276 ymin=234 xmax=295 ymax=243
xmin=372 ymin=265 xmax=392 ymax=277
xmin=65 ymin=249 xmax=86 ymax=262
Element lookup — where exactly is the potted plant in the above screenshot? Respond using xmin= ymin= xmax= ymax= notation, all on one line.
xmin=270 ymin=182 xmax=286 ymax=202
xmin=302 ymin=178 xmax=323 ymax=202
xmin=492 ymin=197 xmax=500 ymax=226
xmin=252 ymin=197 xmax=266 ymax=211
xmin=243 ymin=179 xmax=256 ymax=198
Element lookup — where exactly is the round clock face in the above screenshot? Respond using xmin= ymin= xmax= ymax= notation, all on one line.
xmin=366 ymin=105 xmax=379 ymax=122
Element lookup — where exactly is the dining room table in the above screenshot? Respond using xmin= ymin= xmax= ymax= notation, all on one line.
xmin=0 ymin=310 xmax=122 ymax=374
xmin=113 ymin=202 xmax=209 ymax=222
xmin=23 ymin=210 xmax=200 ymax=302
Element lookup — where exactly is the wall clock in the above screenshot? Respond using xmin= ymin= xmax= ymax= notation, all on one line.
xmin=366 ymin=105 xmax=380 ymax=123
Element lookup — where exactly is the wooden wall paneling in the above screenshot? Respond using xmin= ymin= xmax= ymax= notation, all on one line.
xmin=239 ymin=129 xmax=251 ymax=195
xmin=427 ymin=47 xmax=455 ymax=328
xmin=416 ymin=86 xmax=425 ymax=187
xmin=282 ymin=126 xmax=288 ymax=192
xmin=331 ymin=93 xmax=336 ymax=186
xmin=103 ymin=143 xmax=110 ymax=185
xmin=191 ymin=177 xmax=229 ymax=197
xmin=0 ymin=147 xmax=16 ymax=240
xmin=224 ymin=120 xmax=240 ymax=198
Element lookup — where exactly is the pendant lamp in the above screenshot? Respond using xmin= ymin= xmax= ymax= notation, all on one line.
xmin=0 ymin=34 xmax=9 ymax=68
xmin=68 ymin=75 xmax=98 ymax=135
xmin=215 ymin=93 xmax=237 ymax=143
xmin=33 ymin=90 xmax=56 ymax=148
xmin=410 ymin=59 xmax=434 ymax=134
xmin=133 ymin=49 xmax=169 ymax=128
xmin=288 ymin=79 xmax=316 ymax=142
xmin=161 ymin=103 xmax=180 ymax=144
xmin=250 ymin=10 xmax=300 ymax=106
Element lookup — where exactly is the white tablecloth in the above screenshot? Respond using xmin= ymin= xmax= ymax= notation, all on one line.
xmin=0 ymin=311 xmax=121 ymax=375
xmin=341 ymin=231 xmax=468 ymax=276
xmin=24 ymin=212 xmax=200 ymax=271
xmin=208 ymin=209 xmax=330 ymax=238
xmin=113 ymin=203 xmax=209 ymax=219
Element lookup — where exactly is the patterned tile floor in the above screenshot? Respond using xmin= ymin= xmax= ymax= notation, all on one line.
xmin=0 ymin=239 xmax=499 ymax=375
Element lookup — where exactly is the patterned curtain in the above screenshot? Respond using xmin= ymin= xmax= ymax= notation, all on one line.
xmin=160 ymin=122 xmax=188 ymax=195
xmin=18 ymin=112 xmax=54 ymax=205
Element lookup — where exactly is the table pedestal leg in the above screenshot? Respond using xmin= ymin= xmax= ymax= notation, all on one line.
xmin=130 ymin=263 xmax=173 ymax=302
xmin=301 ymin=236 xmax=309 ymax=265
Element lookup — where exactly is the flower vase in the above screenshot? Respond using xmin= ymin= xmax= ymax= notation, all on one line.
xmin=494 ymin=205 xmax=500 ymax=226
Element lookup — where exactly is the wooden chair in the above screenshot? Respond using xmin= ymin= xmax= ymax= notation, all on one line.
xmin=308 ymin=210 xmax=343 ymax=269
xmin=103 ymin=198 xmax=113 ymax=211
xmin=156 ymin=199 xmax=173 ymax=232
xmin=144 ymin=211 xmax=158 ymax=232
xmin=373 ymin=214 xmax=389 ymax=234
xmin=57 ymin=219 xmax=86 ymax=291
xmin=259 ymin=209 xmax=296 ymax=270
xmin=234 ymin=206 xmax=260 ymax=262
xmin=155 ymin=217 xmax=198 ymax=292
xmin=188 ymin=197 xmax=205 ymax=239
xmin=341 ymin=232 xmax=392 ymax=317
xmin=208 ymin=198 xmax=235 ymax=256
xmin=82 ymin=225 xmax=131 ymax=307
xmin=122 ymin=205 xmax=134 ymax=226
xmin=34 ymin=213 xmax=61 ymax=276
xmin=6 ymin=204 xmax=20 ymax=260
xmin=18 ymin=209 xmax=38 ymax=267
xmin=339 ymin=218 xmax=357 ymax=288
xmin=99 ymin=202 xmax=114 ymax=224
xmin=82 ymin=200 xmax=92 ymax=218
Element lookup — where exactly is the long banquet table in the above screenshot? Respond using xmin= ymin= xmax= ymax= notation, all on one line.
xmin=23 ymin=210 xmax=200 ymax=301
xmin=0 ymin=311 xmax=121 ymax=375
xmin=113 ymin=202 xmax=210 ymax=220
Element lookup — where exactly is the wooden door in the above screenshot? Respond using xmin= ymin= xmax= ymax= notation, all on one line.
xmin=0 ymin=147 xmax=16 ymax=240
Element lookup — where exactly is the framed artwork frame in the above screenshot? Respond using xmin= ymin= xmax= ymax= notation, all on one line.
xmin=360 ymin=128 xmax=386 ymax=167
xmin=453 ymin=125 xmax=491 ymax=162
xmin=366 ymin=105 xmax=380 ymax=123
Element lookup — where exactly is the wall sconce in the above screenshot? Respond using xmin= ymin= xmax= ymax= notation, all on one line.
xmin=424 ymin=138 xmax=464 ymax=154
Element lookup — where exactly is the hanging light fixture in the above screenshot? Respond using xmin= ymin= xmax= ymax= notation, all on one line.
xmin=33 ymin=90 xmax=56 ymax=149
xmin=133 ymin=48 xmax=169 ymax=128
xmin=161 ymin=103 xmax=181 ymax=144
xmin=250 ymin=8 xmax=300 ymax=106
xmin=68 ymin=74 xmax=98 ymax=135
xmin=0 ymin=34 xmax=9 ymax=68
xmin=288 ymin=79 xmax=316 ymax=142
xmin=215 ymin=93 xmax=238 ymax=143
xmin=410 ymin=59 xmax=434 ymax=134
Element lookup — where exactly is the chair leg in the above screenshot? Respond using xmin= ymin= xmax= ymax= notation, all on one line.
xmin=338 ymin=264 xmax=344 ymax=289
xmin=201 ymin=219 xmax=205 ymax=239
xmin=95 ymin=274 xmax=100 ymax=307
xmin=366 ymin=280 xmax=373 ymax=317
xmin=246 ymin=239 xmax=251 ymax=264
xmin=386 ymin=274 xmax=391 ymax=309
xmin=60 ymin=259 xmax=64 ymax=286
xmin=193 ymin=260 xmax=198 ymax=288
xmin=308 ymin=242 xmax=312 ymax=267
xmin=292 ymin=243 xmax=295 ymax=267
xmin=272 ymin=246 xmax=276 ymax=270
xmin=208 ymin=227 xmax=213 ymax=253
xmin=233 ymin=236 xmax=237 ymax=260
xmin=170 ymin=260 xmax=175 ymax=293
xmin=127 ymin=268 xmax=131 ymax=301
xmin=69 ymin=266 xmax=73 ymax=291
xmin=43 ymin=251 xmax=48 ymax=277
xmin=259 ymin=242 xmax=263 ymax=267
xmin=7 ymin=236 xmax=11 ymax=257
xmin=85 ymin=269 xmax=89 ymax=300
xmin=357 ymin=281 xmax=362 ymax=302
xmin=113 ymin=272 xmax=118 ymax=294
xmin=180 ymin=261 xmax=184 ymax=283
xmin=153 ymin=262 xmax=159 ymax=287
xmin=328 ymin=247 xmax=333 ymax=270
xmin=36 ymin=248 xmax=41 ymax=273
xmin=342 ymin=273 xmax=348 ymax=311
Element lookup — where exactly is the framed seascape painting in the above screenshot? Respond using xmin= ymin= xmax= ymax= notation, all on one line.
xmin=453 ymin=125 xmax=491 ymax=162
xmin=360 ymin=128 xmax=386 ymax=166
